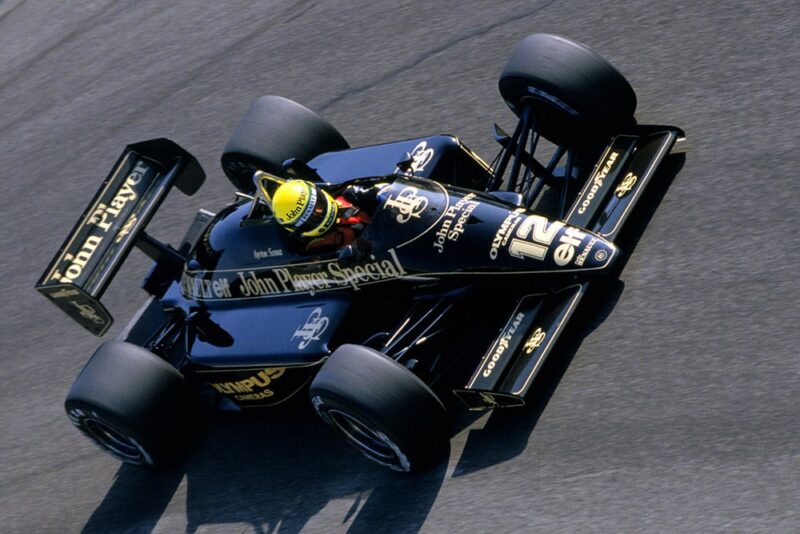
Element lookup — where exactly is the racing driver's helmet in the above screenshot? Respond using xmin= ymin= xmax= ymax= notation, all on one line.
xmin=271 ymin=180 xmax=339 ymax=237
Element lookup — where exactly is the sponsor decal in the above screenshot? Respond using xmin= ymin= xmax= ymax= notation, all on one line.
xmin=506 ymin=214 xmax=588 ymax=267
xmin=574 ymin=237 xmax=598 ymax=267
xmin=522 ymin=327 xmax=546 ymax=354
xmin=209 ymin=368 xmax=286 ymax=402
xmin=594 ymin=249 xmax=608 ymax=262
xmin=87 ymin=161 xmax=147 ymax=232
xmin=489 ymin=208 xmax=526 ymax=260
xmin=253 ymin=247 xmax=284 ymax=260
xmin=577 ymin=151 xmax=619 ymax=215
xmin=383 ymin=186 xmax=429 ymax=223
xmin=231 ymin=390 xmax=275 ymax=401
xmin=48 ymin=287 xmax=81 ymax=299
xmin=284 ymin=185 xmax=312 ymax=223
xmin=479 ymin=392 xmax=500 ymax=407
xmin=614 ymin=172 xmax=638 ymax=198
xmin=185 ymin=276 xmax=234 ymax=299
xmin=407 ymin=141 xmax=435 ymax=172
xmin=49 ymin=235 xmax=104 ymax=284
xmin=482 ymin=312 xmax=525 ymax=378
xmin=433 ymin=193 xmax=480 ymax=253
xmin=552 ymin=226 xmax=587 ymax=266
xmin=292 ymin=308 xmax=330 ymax=349
xmin=114 ymin=213 xmax=138 ymax=243
xmin=468 ymin=294 xmax=541 ymax=390
xmin=70 ymin=300 xmax=105 ymax=325
xmin=48 ymin=159 xmax=152 ymax=285
xmin=182 ymin=249 xmax=407 ymax=300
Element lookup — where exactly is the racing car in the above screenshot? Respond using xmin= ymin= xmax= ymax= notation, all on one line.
xmin=37 ymin=34 xmax=685 ymax=472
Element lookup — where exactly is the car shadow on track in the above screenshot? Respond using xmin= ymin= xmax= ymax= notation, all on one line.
xmin=82 ymin=403 xmax=446 ymax=533
xmin=452 ymin=152 xmax=686 ymax=477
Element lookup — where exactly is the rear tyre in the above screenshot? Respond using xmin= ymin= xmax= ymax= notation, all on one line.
xmin=65 ymin=341 xmax=194 ymax=467
xmin=221 ymin=95 xmax=349 ymax=192
xmin=309 ymin=344 xmax=449 ymax=472
xmin=499 ymin=33 xmax=637 ymax=143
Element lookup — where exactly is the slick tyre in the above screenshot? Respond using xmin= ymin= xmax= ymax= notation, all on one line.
xmin=65 ymin=341 xmax=194 ymax=467
xmin=499 ymin=33 xmax=637 ymax=143
xmin=221 ymin=95 xmax=349 ymax=192
xmin=309 ymin=344 xmax=449 ymax=473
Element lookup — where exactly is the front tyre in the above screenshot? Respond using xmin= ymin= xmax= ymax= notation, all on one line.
xmin=499 ymin=33 xmax=637 ymax=143
xmin=65 ymin=341 xmax=194 ymax=467
xmin=309 ymin=344 xmax=449 ymax=472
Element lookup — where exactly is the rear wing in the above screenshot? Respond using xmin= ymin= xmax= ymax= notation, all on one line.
xmin=36 ymin=138 xmax=205 ymax=336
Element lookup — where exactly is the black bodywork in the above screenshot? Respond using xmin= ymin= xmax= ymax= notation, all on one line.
xmin=37 ymin=124 xmax=683 ymax=412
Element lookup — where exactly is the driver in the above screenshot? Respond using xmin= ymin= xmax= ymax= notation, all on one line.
xmin=267 ymin=178 xmax=374 ymax=250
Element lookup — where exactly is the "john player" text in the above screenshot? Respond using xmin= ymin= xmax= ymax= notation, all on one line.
xmin=433 ymin=193 xmax=479 ymax=253
xmin=181 ymin=249 xmax=408 ymax=300
xmin=48 ymin=160 xmax=150 ymax=284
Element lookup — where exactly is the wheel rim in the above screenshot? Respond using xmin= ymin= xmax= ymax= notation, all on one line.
xmin=81 ymin=416 xmax=151 ymax=465
xmin=327 ymin=409 xmax=411 ymax=472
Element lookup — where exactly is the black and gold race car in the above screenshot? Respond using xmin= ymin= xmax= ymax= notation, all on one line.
xmin=37 ymin=34 xmax=684 ymax=472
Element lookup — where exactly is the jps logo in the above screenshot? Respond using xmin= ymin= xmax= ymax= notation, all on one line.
xmin=292 ymin=307 xmax=330 ymax=349
xmin=522 ymin=327 xmax=546 ymax=354
xmin=479 ymin=392 xmax=500 ymax=407
xmin=384 ymin=186 xmax=429 ymax=223
xmin=407 ymin=141 xmax=435 ymax=172
xmin=49 ymin=287 xmax=80 ymax=299
xmin=614 ymin=172 xmax=638 ymax=198
xmin=70 ymin=300 xmax=105 ymax=325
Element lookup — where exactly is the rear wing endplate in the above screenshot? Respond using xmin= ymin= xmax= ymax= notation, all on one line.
xmin=35 ymin=138 xmax=205 ymax=336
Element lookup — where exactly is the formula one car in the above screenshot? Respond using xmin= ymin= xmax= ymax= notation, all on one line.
xmin=37 ymin=34 xmax=684 ymax=472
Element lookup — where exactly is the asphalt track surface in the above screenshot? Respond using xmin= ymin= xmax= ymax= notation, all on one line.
xmin=1 ymin=1 xmax=798 ymax=532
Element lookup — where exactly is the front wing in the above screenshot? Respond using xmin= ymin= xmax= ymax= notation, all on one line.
xmin=454 ymin=283 xmax=586 ymax=409
xmin=454 ymin=126 xmax=683 ymax=409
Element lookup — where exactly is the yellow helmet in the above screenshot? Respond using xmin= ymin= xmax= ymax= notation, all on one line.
xmin=272 ymin=180 xmax=338 ymax=237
